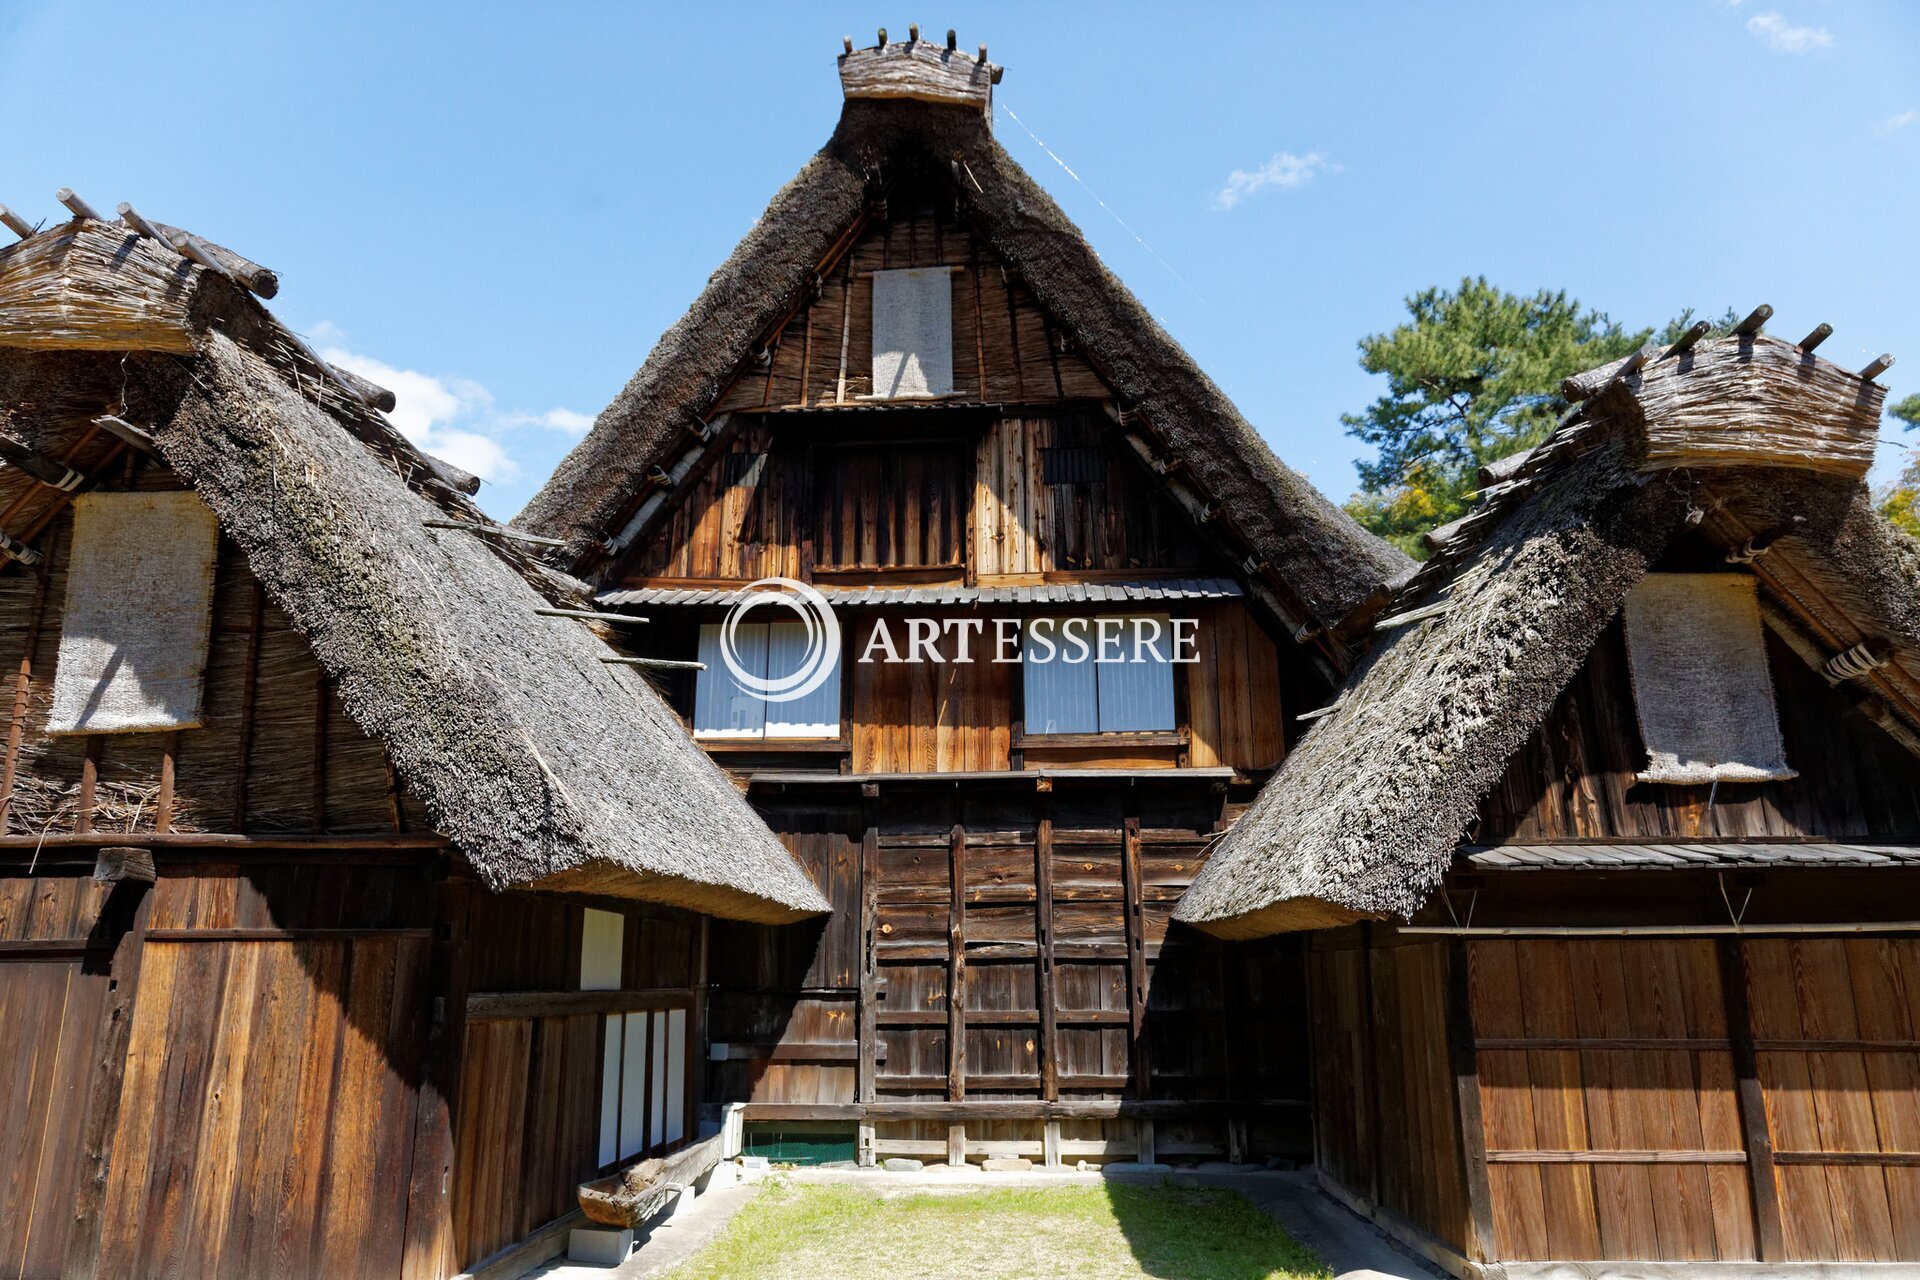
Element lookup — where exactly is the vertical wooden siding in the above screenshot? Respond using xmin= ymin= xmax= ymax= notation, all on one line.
xmin=970 ymin=415 xmax=1208 ymax=579
xmin=0 ymin=875 xmax=120 ymax=1280
xmin=1307 ymin=933 xmax=1473 ymax=1257
xmin=721 ymin=789 xmax=1310 ymax=1164
xmin=1742 ymin=938 xmax=1920 ymax=1262
xmin=710 ymin=211 xmax=1108 ymax=414
xmin=448 ymin=896 xmax=703 ymax=1274
xmin=94 ymin=867 xmax=433 ymax=1280
xmin=1480 ymin=623 xmax=1920 ymax=843
xmin=1467 ymin=939 xmax=1754 ymax=1263
xmin=1433 ymin=934 xmax=1920 ymax=1266
xmin=845 ymin=601 xmax=1281 ymax=775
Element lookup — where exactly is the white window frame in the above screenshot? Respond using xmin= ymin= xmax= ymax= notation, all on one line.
xmin=1021 ymin=614 xmax=1177 ymax=736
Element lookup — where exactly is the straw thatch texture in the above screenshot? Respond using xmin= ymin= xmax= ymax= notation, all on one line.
xmin=87 ymin=330 xmax=827 ymax=922
xmin=516 ymin=97 xmax=1407 ymax=636
xmin=0 ymin=221 xmax=209 ymax=353
xmin=1175 ymin=443 xmax=1688 ymax=936
xmin=1597 ymin=335 xmax=1884 ymax=480
xmin=1178 ymin=325 xmax=1920 ymax=936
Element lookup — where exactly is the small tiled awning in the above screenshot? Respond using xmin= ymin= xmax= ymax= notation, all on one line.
xmin=1461 ymin=842 xmax=1920 ymax=870
xmin=598 ymin=577 xmax=1244 ymax=610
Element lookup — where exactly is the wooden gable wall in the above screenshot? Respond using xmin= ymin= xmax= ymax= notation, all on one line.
xmin=711 ymin=207 xmax=1108 ymax=413
xmin=0 ymin=482 xmax=422 ymax=841
xmin=1478 ymin=618 xmax=1920 ymax=844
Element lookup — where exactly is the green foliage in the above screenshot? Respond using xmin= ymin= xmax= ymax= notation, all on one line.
xmin=1341 ymin=278 xmax=1739 ymax=554
xmin=669 ymin=1181 xmax=1329 ymax=1280
xmin=1877 ymin=394 xmax=1920 ymax=538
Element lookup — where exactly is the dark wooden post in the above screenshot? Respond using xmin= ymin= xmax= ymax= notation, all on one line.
xmin=1719 ymin=938 xmax=1785 ymax=1262
xmin=1034 ymin=778 xmax=1057 ymax=1103
xmin=946 ymin=803 xmax=967 ymax=1166
xmin=401 ymin=876 xmax=471 ymax=1280
xmin=1445 ymin=938 xmax=1499 ymax=1265
xmin=1121 ymin=809 xmax=1151 ymax=1097
xmin=947 ymin=815 xmax=967 ymax=1103
xmin=687 ymin=915 xmax=710 ymax=1150
xmin=857 ymin=783 xmax=880 ymax=1107
xmin=1359 ymin=925 xmax=1385 ymax=1207
xmin=61 ymin=881 xmax=154 ymax=1278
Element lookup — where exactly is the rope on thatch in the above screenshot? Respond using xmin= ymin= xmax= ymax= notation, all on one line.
xmin=1826 ymin=640 xmax=1891 ymax=683
xmin=0 ymin=527 xmax=38 ymax=566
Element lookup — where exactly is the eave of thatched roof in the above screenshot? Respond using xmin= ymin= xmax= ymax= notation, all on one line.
xmin=0 ymin=215 xmax=828 ymax=924
xmin=514 ymin=91 xmax=1408 ymax=639
xmin=1177 ymin=330 xmax=1919 ymax=938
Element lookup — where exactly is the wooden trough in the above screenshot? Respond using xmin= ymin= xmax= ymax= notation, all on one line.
xmin=577 ymin=1135 xmax=724 ymax=1229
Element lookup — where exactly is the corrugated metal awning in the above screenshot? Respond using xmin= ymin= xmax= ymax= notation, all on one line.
xmin=1461 ymin=842 xmax=1920 ymax=870
xmin=598 ymin=577 xmax=1244 ymax=610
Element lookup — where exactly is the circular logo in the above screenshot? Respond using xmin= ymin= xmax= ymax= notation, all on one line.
xmin=719 ymin=577 xmax=841 ymax=703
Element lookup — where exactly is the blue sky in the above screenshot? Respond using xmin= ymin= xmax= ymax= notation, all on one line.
xmin=4 ymin=2 xmax=1916 ymax=519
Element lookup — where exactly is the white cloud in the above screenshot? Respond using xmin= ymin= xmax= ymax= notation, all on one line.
xmin=313 ymin=332 xmax=596 ymax=484
xmin=1213 ymin=151 xmax=1335 ymax=210
xmin=1879 ymin=109 xmax=1919 ymax=134
xmin=534 ymin=407 xmax=594 ymax=435
xmin=1747 ymin=12 xmax=1833 ymax=53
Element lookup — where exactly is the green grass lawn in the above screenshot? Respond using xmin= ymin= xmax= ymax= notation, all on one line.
xmin=666 ymin=1180 xmax=1330 ymax=1280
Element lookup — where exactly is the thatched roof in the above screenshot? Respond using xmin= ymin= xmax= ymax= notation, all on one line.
xmin=0 ymin=209 xmax=828 ymax=924
xmin=515 ymin=47 xmax=1408 ymax=639
xmin=1177 ymin=329 xmax=1917 ymax=937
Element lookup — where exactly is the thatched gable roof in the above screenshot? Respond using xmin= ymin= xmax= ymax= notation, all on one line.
xmin=0 ymin=208 xmax=828 ymax=924
xmin=515 ymin=45 xmax=1408 ymax=641
xmin=1177 ymin=327 xmax=1916 ymax=937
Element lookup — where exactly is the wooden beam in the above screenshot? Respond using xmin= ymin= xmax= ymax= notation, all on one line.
xmin=1719 ymin=938 xmax=1785 ymax=1262
xmin=1665 ymin=319 xmax=1713 ymax=358
xmin=0 ymin=433 xmax=86 ymax=492
xmin=402 ymin=880 xmax=471 ymax=1280
xmin=600 ymin=656 xmax=704 ymax=670
xmin=1122 ymin=811 xmax=1150 ymax=1096
xmin=858 ymin=782 xmax=880 ymax=1105
xmin=421 ymin=518 xmax=566 ymax=548
xmin=466 ymin=988 xmax=698 ymax=1020
xmin=0 ymin=529 xmax=54 ymax=825
xmin=0 ymin=205 xmax=33 ymax=239
xmin=1036 ymin=792 xmax=1058 ymax=1102
xmin=232 ymin=576 xmax=264 ymax=829
xmin=1798 ymin=323 xmax=1833 ymax=353
xmin=60 ymin=883 xmax=152 ymax=1279
xmin=1446 ymin=939 xmax=1499 ymax=1265
xmin=91 ymin=845 xmax=155 ymax=884
xmin=534 ymin=608 xmax=649 ymax=624
xmin=55 ymin=188 xmax=104 ymax=221
xmin=91 ymin=414 xmax=160 ymax=456
xmin=1860 ymin=354 xmax=1895 ymax=382
xmin=1733 ymin=304 xmax=1773 ymax=337
xmin=948 ymin=816 xmax=967 ymax=1102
